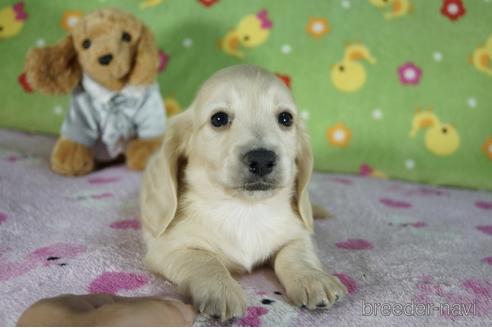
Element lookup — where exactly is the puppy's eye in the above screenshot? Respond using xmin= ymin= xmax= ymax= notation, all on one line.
xmin=211 ymin=112 xmax=229 ymax=128
xmin=82 ymin=39 xmax=91 ymax=49
xmin=122 ymin=31 xmax=132 ymax=42
xmin=278 ymin=111 xmax=293 ymax=127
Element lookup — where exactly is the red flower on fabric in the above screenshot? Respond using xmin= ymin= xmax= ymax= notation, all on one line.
xmin=440 ymin=0 xmax=466 ymax=21
xmin=157 ymin=49 xmax=169 ymax=73
xmin=18 ymin=72 xmax=33 ymax=93
xmin=398 ymin=62 xmax=422 ymax=85
xmin=198 ymin=0 xmax=218 ymax=8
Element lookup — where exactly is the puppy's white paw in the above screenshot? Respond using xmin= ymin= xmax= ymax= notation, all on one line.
xmin=189 ymin=276 xmax=246 ymax=321
xmin=284 ymin=270 xmax=347 ymax=310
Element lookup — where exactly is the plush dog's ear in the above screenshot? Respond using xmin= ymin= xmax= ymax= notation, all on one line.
xmin=24 ymin=35 xmax=81 ymax=95
xmin=129 ymin=24 xmax=158 ymax=86
xmin=294 ymin=121 xmax=314 ymax=231
xmin=140 ymin=110 xmax=193 ymax=237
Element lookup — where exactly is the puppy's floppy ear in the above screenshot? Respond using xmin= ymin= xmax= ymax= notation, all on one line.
xmin=24 ymin=35 xmax=81 ymax=95
xmin=129 ymin=24 xmax=158 ymax=86
xmin=140 ymin=110 xmax=193 ymax=237
xmin=294 ymin=120 xmax=314 ymax=231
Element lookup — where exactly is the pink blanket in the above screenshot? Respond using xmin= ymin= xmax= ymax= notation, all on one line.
xmin=1 ymin=129 xmax=491 ymax=326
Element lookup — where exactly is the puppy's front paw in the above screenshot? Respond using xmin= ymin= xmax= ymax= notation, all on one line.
xmin=284 ymin=270 xmax=347 ymax=310
xmin=189 ymin=276 xmax=246 ymax=322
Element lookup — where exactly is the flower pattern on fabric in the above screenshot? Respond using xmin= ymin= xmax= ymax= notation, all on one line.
xmin=198 ymin=0 xmax=218 ymax=8
xmin=398 ymin=62 xmax=422 ymax=85
xmin=18 ymin=72 xmax=32 ymax=92
xmin=326 ymin=123 xmax=352 ymax=148
xmin=359 ymin=163 xmax=386 ymax=178
xmin=60 ymin=11 xmax=83 ymax=31
xmin=306 ymin=17 xmax=330 ymax=38
xmin=275 ymin=73 xmax=291 ymax=88
xmin=441 ymin=0 xmax=466 ymax=21
xmin=157 ymin=49 xmax=170 ymax=73
xmin=482 ymin=137 xmax=492 ymax=160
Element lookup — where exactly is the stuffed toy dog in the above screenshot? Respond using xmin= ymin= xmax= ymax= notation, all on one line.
xmin=24 ymin=8 xmax=165 ymax=176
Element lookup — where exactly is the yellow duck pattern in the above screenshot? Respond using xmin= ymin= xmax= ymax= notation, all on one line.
xmin=369 ymin=0 xmax=413 ymax=19
xmin=331 ymin=43 xmax=376 ymax=93
xmin=410 ymin=109 xmax=460 ymax=156
xmin=470 ymin=35 xmax=492 ymax=77
xmin=220 ymin=9 xmax=272 ymax=59
xmin=0 ymin=1 xmax=28 ymax=39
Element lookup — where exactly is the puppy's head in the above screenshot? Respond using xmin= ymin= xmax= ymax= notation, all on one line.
xmin=189 ymin=65 xmax=303 ymax=198
xmin=141 ymin=65 xmax=313 ymax=237
xmin=25 ymin=8 xmax=157 ymax=94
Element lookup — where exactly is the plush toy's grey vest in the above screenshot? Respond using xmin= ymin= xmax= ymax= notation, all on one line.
xmin=61 ymin=74 xmax=166 ymax=159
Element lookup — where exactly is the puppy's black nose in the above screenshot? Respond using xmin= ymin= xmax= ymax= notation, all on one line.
xmin=244 ymin=149 xmax=276 ymax=177
xmin=98 ymin=54 xmax=113 ymax=65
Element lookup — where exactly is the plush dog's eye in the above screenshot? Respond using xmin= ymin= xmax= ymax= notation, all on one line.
xmin=211 ymin=112 xmax=229 ymax=128
xmin=82 ymin=39 xmax=91 ymax=49
xmin=122 ymin=32 xmax=132 ymax=42
xmin=278 ymin=111 xmax=293 ymax=127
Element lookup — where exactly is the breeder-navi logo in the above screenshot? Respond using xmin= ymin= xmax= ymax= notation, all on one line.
xmin=362 ymin=300 xmax=476 ymax=317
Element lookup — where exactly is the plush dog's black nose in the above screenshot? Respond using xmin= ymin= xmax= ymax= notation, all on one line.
xmin=244 ymin=149 xmax=276 ymax=177
xmin=98 ymin=54 xmax=113 ymax=65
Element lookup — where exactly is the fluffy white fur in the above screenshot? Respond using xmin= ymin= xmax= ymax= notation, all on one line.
xmin=140 ymin=65 xmax=346 ymax=321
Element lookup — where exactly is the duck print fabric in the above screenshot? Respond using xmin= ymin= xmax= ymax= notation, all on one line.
xmin=0 ymin=0 xmax=491 ymax=190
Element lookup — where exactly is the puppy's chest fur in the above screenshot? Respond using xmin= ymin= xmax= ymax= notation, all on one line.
xmin=182 ymin=192 xmax=306 ymax=272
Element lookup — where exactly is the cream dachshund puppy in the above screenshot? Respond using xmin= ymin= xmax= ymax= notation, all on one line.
xmin=140 ymin=65 xmax=347 ymax=321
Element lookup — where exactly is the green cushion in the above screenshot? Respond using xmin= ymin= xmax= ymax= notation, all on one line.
xmin=0 ymin=0 xmax=491 ymax=190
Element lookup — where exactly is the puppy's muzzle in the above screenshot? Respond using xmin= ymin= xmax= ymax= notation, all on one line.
xmin=243 ymin=148 xmax=276 ymax=177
